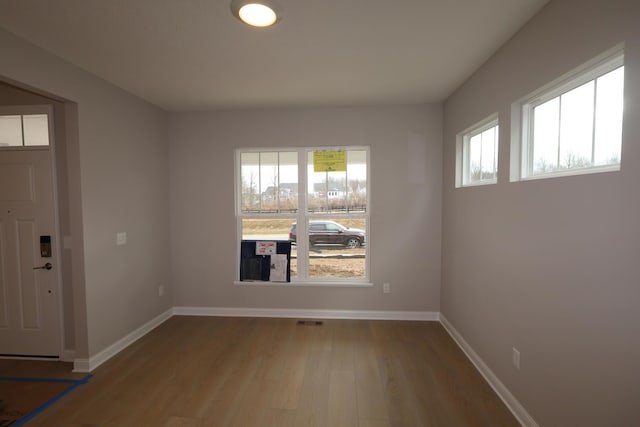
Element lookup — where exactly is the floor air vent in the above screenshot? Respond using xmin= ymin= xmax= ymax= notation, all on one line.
xmin=297 ymin=320 xmax=323 ymax=326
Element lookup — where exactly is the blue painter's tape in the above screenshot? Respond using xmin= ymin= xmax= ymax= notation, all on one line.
xmin=1 ymin=374 xmax=92 ymax=426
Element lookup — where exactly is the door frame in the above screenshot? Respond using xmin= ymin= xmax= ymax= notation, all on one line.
xmin=0 ymin=103 xmax=65 ymax=358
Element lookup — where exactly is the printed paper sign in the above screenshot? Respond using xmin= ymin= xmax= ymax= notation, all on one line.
xmin=256 ymin=241 xmax=277 ymax=255
xmin=313 ymin=150 xmax=347 ymax=172
xmin=270 ymin=254 xmax=288 ymax=282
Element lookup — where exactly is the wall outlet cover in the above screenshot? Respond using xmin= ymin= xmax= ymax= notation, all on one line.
xmin=116 ymin=232 xmax=127 ymax=246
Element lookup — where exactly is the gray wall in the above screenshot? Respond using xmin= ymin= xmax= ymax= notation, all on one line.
xmin=0 ymin=28 xmax=172 ymax=357
xmin=168 ymin=105 xmax=442 ymax=312
xmin=442 ymin=0 xmax=640 ymax=425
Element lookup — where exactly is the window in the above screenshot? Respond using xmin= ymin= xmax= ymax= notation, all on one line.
xmin=516 ymin=48 xmax=624 ymax=180
xmin=0 ymin=112 xmax=50 ymax=147
xmin=456 ymin=115 xmax=499 ymax=187
xmin=236 ymin=147 xmax=369 ymax=284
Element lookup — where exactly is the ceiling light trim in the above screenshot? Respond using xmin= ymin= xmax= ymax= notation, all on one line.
xmin=230 ymin=0 xmax=283 ymax=28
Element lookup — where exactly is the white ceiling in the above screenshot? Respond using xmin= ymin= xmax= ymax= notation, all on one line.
xmin=0 ymin=0 xmax=549 ymax=112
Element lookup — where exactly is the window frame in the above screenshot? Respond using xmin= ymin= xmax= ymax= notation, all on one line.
xmin=513 ymin=46 xmax=624 ymax=181
xmin=456 ymin=114 xmax=499 ymax=188
xmin=235 ymin=146 xmax=371 ymax=286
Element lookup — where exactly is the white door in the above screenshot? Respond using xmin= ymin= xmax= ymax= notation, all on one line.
xmin=0 ymin=106 xmax=61 ymax=357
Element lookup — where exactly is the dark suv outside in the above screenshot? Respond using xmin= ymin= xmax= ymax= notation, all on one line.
xmin=289 ymin=220 xmax=365 ymax=249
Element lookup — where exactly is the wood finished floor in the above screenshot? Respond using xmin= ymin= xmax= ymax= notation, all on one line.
xmin=16 ymin=316 xmax=519 ymax=426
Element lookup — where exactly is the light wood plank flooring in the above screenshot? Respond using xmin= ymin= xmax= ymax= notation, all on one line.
xmin=14 ymin=316 xmax=519 ymax=426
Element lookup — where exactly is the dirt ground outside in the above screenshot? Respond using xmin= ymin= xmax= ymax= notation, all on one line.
xmin=290 ymin=248 xmax=365 ymax=278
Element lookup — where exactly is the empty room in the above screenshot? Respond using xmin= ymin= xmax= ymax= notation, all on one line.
xmin=0 ymin=0 xmax=638 ymax=425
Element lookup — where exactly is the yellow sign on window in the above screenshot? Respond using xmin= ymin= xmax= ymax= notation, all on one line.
xmin=313 ymin=150 xmax=347 ymax=172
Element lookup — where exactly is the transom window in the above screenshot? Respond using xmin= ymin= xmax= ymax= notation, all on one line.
xmin=236 ymin=147 xmax=370 ymax=284
xmin=0 ymin=106 xmax=50 ymax=147
xmin=517 ymin=48 xmax=624 ymax=179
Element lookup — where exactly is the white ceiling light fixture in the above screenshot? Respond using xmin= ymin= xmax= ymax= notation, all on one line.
xmin=230 ymin=0 xmax=282 ymax=28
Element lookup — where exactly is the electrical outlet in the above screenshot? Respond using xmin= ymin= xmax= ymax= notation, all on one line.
xmin=512 ymin=347 xmax=521 ymax=370
xmin=116 ymin=232 xmax=127 ymax=246
xmin=158 ymin=285 xmax=165 ymax=297
xmin=383 ymin=283 xmax=390 ymax=294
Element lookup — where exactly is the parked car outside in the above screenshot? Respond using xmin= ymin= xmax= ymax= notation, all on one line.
xmin=289 ymin=220 xmax=365 ymax=248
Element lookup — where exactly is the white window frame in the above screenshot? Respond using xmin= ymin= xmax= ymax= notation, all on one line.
xmin=235 ymin=146 xmax=371 ymax=287
xmin=456 ymin=114 xmax=499 ymax=188
xmin=511 ymin=46 xmax=624 ymax=181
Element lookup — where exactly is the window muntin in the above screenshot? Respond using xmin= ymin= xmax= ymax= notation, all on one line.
xmin=459 ymin=116 xmax=499 ymax=187
xmin=237 ymin=147 xmax=369 ymax=283
xmin=521 ymin=50 xmax=624 ymax=179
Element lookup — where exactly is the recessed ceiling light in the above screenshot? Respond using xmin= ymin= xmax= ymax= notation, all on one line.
xmin=230 ymin=0 xmax=282 ymax=28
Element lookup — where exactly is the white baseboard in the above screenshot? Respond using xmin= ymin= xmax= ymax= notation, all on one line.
xmin=173 ymin=306 xmax=439 ymax=321
xmin=439 ymin=314 xmax=538 ymax=427
xmin=73 ymin=308 xmax=173 ymax=373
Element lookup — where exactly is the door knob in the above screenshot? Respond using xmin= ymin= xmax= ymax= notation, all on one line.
xmin=33 ymin=262 xmax=53 ymax=270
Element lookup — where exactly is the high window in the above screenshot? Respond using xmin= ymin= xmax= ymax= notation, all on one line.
xmin=515 ymin=48 xmax=624 ymax=180
xmin=236 ymin=147 xmax=369 ymax=284
xmin=457 ymin=115 xmax=499 ymax=187
xmin=0 ymin=106 xmax=50 ymax=147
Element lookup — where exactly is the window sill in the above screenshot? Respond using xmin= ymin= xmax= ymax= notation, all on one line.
xmin=234 ymin=280 xmax=373 ymax=288
xmin=457 ymin=180 xmax=497 ymax=188
xmin=517 ymin=164 xmax=620 ymax=181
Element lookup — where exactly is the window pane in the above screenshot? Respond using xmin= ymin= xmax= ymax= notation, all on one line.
xmin=463 ymin=122 xmax=497 ymax=185
xmin=533 ymin=97 xmax=560 ymax=174
xmin=241 ymin=218 xmax=291 ymax=241
xmin=308 ymin=150 xmax=366 ymax=214
xmin=559 ymin=81 xmax=594 ymax=169
xmin=307 ymin=218 xmax=366 ymax=279
xmin=594 ymin=66 xmax=624 ymax=166
xmin=468 ymin=134 xmax=481 ymax=182
xmin=0 ymin=115 xmax=23 ymax=147
xmin=346 ymin=150 xmax=367 ymax=212
xmin=263 ymin=152 xmax=297 ymax=213
xmin=308 ymin=157 xmax=345 ymax=213
xmin=494 ymin=128 xmax=499 ymax=178
xmin=260 ymin=152 xmax=279 ymax=211
xmin=240 ymin=152 xmax=260 ymax=212
xmin=23 ymin=114 xmax=49 ymax=146
xmin=480 ymin=127 xmax=496 ymax=180
xmin=240 ymin=152 xmax=297 ymax=213
xmin=275 ymin=152 xmax=298 ymax=212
